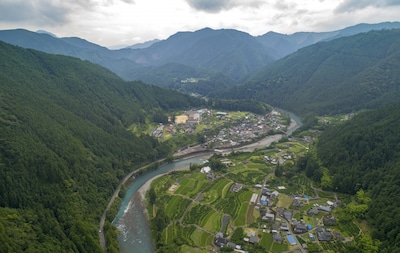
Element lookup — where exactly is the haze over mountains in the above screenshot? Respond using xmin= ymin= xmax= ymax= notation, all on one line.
xmin=1 ymin=22 xmax=399 ymax=93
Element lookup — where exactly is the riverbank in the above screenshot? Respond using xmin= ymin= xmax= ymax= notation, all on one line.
xmin=135 ymin=119 xmax=300 ymax=217
xmin=111 ymin=112 xmax=302 ymax=252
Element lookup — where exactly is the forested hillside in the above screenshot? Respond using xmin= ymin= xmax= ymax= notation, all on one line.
xmin=218 ymin=29 xmax=400 ymax=116
xmin=0 ymin=41 xmax=204 ymax=252
xmin=316 ymin=103 xmax=400 ymax=252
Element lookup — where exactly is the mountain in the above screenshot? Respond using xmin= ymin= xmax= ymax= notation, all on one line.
xmin=256 ymin=21 xmax=400 ymax=59
xmin=219 ymin=28 xmax=400 ymax=116
xmin=36 ymin=29 xmax=57 ymax=37
xmin=119 ymin=62 xmax=236 ymax=96
xmin=0 ymin=41 xmax=204 ymax=252
xmin=316 ymin=102 xmax=400 ymax=252
xmin=122 ymin=28 xmax=275 ymax=81
xmin=1 ymin=22 xmax=399 ymax=92
xmin=0 ymin=29 xmax=141 ymax=77
xmin=125 ymin=39 xmax=160 ymax=49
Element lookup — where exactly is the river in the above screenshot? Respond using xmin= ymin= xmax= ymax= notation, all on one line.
xmin=113 ymin=111 xmax=302 ymax=253
xmin=113 ymin=155 xmax=211 ymax=253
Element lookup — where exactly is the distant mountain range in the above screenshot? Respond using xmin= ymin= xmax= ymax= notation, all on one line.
xmin=218 ymin=28 xmax=400 ymax=115
xmin=1 ymin=22 xmax=399 ymax=90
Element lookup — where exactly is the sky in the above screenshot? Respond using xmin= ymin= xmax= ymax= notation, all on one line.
xmin=0 ymin=0 xmax=399 ymax=48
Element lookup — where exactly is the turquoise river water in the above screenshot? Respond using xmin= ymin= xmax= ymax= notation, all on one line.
xmin=113 ymin=154 xmax=211 ymax=253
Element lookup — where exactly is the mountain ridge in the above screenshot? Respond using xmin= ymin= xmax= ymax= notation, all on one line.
xmin=0 ymin=40 xmax=205 ymax=252
xmin=1 ymin=21 xmax=399 ymax=86
xmin=216 ymin=28 xmax=400 ymax=116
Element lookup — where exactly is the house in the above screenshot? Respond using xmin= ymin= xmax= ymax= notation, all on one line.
xmin=294 ymin=224 xmax=308 ymax=234
xmin=334 ymin=231 xmax=345 ymax=240
xmin=308 ymin=208 xmax=319 ymax=215
xmin=271 ymin=223 xmax=279 ymax=233
xmin=249 ymin=236 xmax=260 ymax=244
xmin=323 ymin=214 xmax=336 ymax=225
xmin=271 ymin=190 xmax=279 ymax=198
xmin=318 ymin=231 xmax=333 ymax=241
xmin=186 ymin=110 xmax=201 ymax=124
xmin=309 ymin=233 xmax=316 ymax=241
xmin=227 ymin=242 xmax=236 ymax=249
xmin=283 ymin=210 xmax=292 ymax=220
xmin=273 ymin=233 xmax=283 ymax=243
xmin=250 ymin=193 xmax=258 ymax=204
xmin=231 ymin=183 xmax=243 ymax=192
xmin=261 ymin=188 xmax=271 ymax=195
xmin=200 ymin=166 xmax=211 ymax=174
xmin=318 ymin=205 xmax=332 ymax=212
xmin=221 ymin=158 xmax=234 ymax=167
xmin=263 ymin=213 xmax=275 ymax=221
xmin=280 ymin=222 xmax=289 ymax=231
xmin=292 ymin=199 xmax=302 ymax=208
xmin=206 ymin=173 xmax=214 ymax=180
xmin=215 ymin=232 xmax=228 ymax=246
xmin=260 ymin=195 xmax=268 ymax=206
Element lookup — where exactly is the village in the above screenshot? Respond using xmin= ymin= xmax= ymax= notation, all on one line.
xmin=196 ymin=149 xmax=345 ymax=253
xmin=146 ymin=108 xmax=357 ymax=253
xmin=151 ymin=108 xmax=288 ymax=150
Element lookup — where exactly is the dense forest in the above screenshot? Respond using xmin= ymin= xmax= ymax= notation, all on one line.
xmin=216 ymin=29 xmax=400 ymax=116
xmin=0 ymin=41 xmax=207 ymax=252
xmin=0 ymin=41 xmax=274 ymax=252
xmin=316 ymin=103 xmax=400 ymax=252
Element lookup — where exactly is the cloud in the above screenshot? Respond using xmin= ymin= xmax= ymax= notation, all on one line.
xmin=0 ymin=0 xmax=134 ymax=26
xmin=335 ymin=0 xmax=400 ymax=13
xmin=0 ymin=1 xmax=69 ymax=25
xmin=185 ymin=0 xmax=264 ymax=13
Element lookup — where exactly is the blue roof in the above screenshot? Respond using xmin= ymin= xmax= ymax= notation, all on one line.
xmin=286 ymin=235 xmax=297 ymax=245
xmin=307 ymin=224 xmax=312 ymax=229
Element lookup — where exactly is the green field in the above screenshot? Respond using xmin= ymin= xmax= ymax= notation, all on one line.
xmin=201 ymin=178 xmax=232 ymax=204
xmin=260 ymin=233 xmax=289 ymax=252
xmin=174 ymin=178 xmax=197 ymax=196
xmin=165 ymin=195 xmax=191 ymax=220
xmin=183 ymin=204 xmax=214 ymax=226
xmin=234 ymin=202 xmax=249 ymax=226
xmin=190 ymin=228 xmax=214 ymax=249
xmin=202 ymin=211 xmax=223 ymax=232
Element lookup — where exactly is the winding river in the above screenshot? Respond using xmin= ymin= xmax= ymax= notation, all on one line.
xmin=113 ymin=112 xmax=302 ymax=253
xmin=113 ymin=155 xmax=211 ymax=253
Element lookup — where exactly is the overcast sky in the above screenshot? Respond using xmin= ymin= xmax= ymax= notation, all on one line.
xmin=0 ymin=0 xmax=399 ymax=48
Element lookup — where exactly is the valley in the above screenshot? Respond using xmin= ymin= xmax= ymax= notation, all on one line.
xmin=142 ymin=111 xmax=363 ymax=253
xmin=1 ymin=21 xmax=400 ymax=253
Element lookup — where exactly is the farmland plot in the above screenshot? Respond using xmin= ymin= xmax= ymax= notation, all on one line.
xmin=201 ymin=178 xmax=232 ymax=204
xmin=190 ymin=228 xmax=214 ymax=250
xmin=165 ymin=195 xmax=191 ymax=220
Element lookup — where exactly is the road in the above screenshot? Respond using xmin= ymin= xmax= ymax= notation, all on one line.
xmin=99 ymin=117 xmax=301 ymax=251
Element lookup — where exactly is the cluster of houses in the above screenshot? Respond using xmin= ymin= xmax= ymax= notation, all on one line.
xmin=212 ymin=181 xmax=344 ymax=251
xmin=210 ymin=111 xmax=285 ymax=149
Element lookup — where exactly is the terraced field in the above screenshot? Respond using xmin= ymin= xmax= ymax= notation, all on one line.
xmin=165 ymin=195 xmax=191 ymax=220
